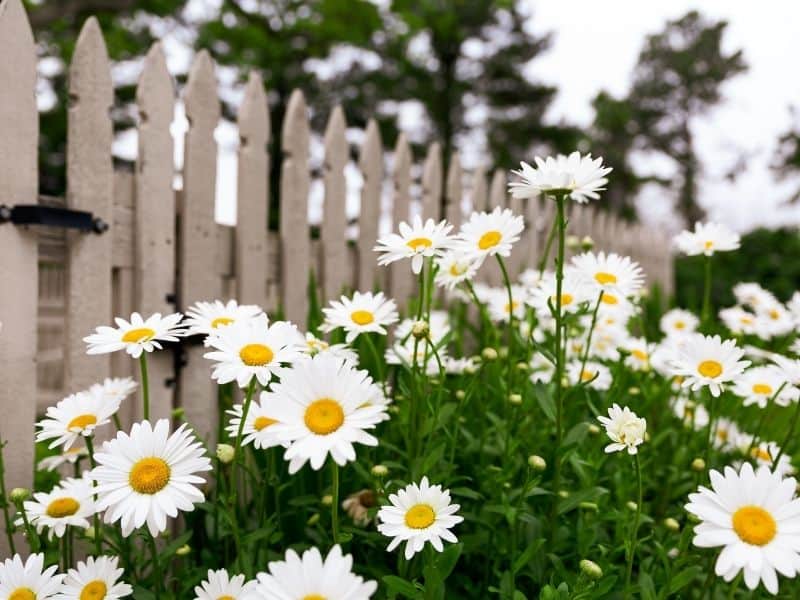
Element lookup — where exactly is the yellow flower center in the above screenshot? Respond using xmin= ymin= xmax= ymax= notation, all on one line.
xmin=121 ymin=327 xmax=155 ymax=343
xmin=350 ymin=310 xmax=374 ymax=326
xmin=505 ymin=301 xmax=519 ymax=314
xmin=46 ymin=497 xmax=80 ymax=518
xmin=594 ymin=271 xmax=617 ymax=285
xmin=449 ymin=263 xmax=466 ymax=277
xmin=239 ymin=343 xmax=274 ymax=366
xmin=601 ymin=293 xmax=618 ymax=305
xmin=304 ymin=398 xmax=345 ymax=435
xmin=769 ymin=310 xmax=780 ymax=320
xmin=751 ymin=447 xmax=773 ymax=463
xmin=552 ymin=293 xmax=573 ymax=306
xmin=129 ymin=457 xmax=171 ymax=494
xmin=697 ymin=360 xmax=723 ymax=378
xmin=674 ymin=321 xmax=686 ymax=330
xmin=717 ymin=428 xmax=729 ymax=441
xmin=704 ymin=240 xmax=714 ymax=250
xmin=631 ymin=349 xmax=648 ymax=361
xmin=211 ymin=317 xmax=234 ymax=328
xmin=253 ymin=416 xmax=277 ymax=431
xmin=753 ymin=383 xmax=773 ymax=395
xmin=67 ymin=413 xmax=98 ymax=431
xmin=218 ymin=597 xmax=236 ymax=600
xmin=9 ymin=589 xmax=36 ymax=600
xmin=80 ymin=581 xmax=108 ymax=600
xmin=406 ymin=237 xmax=433 ymax=251
xmin=405 ymin=503 xmax=436 ymax=529
xmin=478 ymin=230 xmax=502 ymax=250
xmin=302 ymin=596 xmax=326 ymax=600
xmin=741 ymin=316 xmax=753 ymax=325
xmin=580 ymin=370 xmax=595 ymax=382
xmin=732 ymin=505 xmax=776 ymax=546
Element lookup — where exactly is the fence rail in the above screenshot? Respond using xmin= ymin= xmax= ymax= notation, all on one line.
xmin=0 ymin=0 xmax=673 ymax=555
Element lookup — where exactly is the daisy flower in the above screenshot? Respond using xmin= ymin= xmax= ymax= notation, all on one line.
xmin=454 ymin=207 xmax=524 ymax=263
xmin=788 ymin=291 xmax=800 ymax=325
xmin=668 ymin=334 xmax=750 ymax=397
xmin=598 ymin=404 xmax=646 ymax=455
xmin=37 ymin=447 xmax=88 ymax=472
xmin=529 ymin=352 xmax=555 ymax=384
xmin=377 ymin=476 xmax=463 ymax=559
xmin=487 ymin=285 xmax=528 ymax=323
xmin=526 ymin=268 xmax=591 ymax=318
xmin=733 ymin=366 xmax=797 ymax=408
xmin=204 ymin=313 xmax=302 ymax=388
xmin=88 ymin=377 xmax=138 ymax=406
xmin=91 ymin=419 xmax=212 ymax=537
xmin=671 ymin=396 xmax=710 ymax=429
xmin=19 ymin=476 xmax=95 ymax=539
xmin=374 ymin=215 xmax=455 ymax=274
xmin=261 ymin=354 xmax=389 ymax=474
xmin=660 ymin=308 xmax=699 ymax=338
xmin=571 ymin=251 xmax=644 ymax=298
xmin=673 ymin=222 xmax=741 ymax=256
xmin=250 ymin=545 xmax=376 ymax=599
xmin=754 ymin=304 xmax=795 ymax=340
xmin=685 ymin=463 xmax=800 ymax=594
xmin=624 ymin=338 xmax=653 ymax=371
xmin=434 ymin=251 xmax=480 ymax=291
xmin=518 ymin=268 xmax=547 ymax=289
xmin=184 ymin=299 xmax=263 ymax=340
xmin=742 ymin=440 xmax=795 ymax=477
xmin=385 ymin=340 xmax=443 ymax=376
xmin=772 ymin=354 xmax=800 ymax=387
xmin=320 ymin=291 xmax=399 ymax=344
xmin=225 ymin=392 xmax=286 ymax=450
xmin=508 ymin=152 xmax=612 ymax=203
xmin=54 ymin=556 xmax=132 ymax=600
xmin=568 ymin=361 xmax=612 ymax=391
xmin=300 ymin=332 xmax=359 ymax=365
xmin=734 ymin=283 xmax=778 ymax=312
xmin=36 ymin=391 xmax=122 ymax=451
xmin=84 ymin=312 xmax=185 ymax=358
xmin=444 ymin=357 xmax=478 ymax=375
xmin=0 ymin=554 xmax=64 ymax=600
xmin=394 ymin=311 xmax=451 ymax=345
xmin=193 ymin=569 xmax=255 ymax=600
xmin=719 ymin=306 xmax=759 ymax=336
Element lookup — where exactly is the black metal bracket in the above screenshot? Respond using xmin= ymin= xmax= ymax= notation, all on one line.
xmin=0 ymin=204 xmax=108 ymax=234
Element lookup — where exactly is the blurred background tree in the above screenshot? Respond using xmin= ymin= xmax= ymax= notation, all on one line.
xmin=773 ymin=107 xmax=800 ymax=203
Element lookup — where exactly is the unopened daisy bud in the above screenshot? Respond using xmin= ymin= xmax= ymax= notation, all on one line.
xmin=481 ymin=347 xmax=498 ymax=361
xmin=83 ymin=526 xmax=97 ymax=540
xmin=307 ymin=513 xmax=320 ymax=526
xmin=216 ymin=443 xmax=235 ymax=464
xmin=626 ymin=501 xmax=638 ymax=512
xmin=566 ymin=235 xmax=580 ymax=250
xmin=516 ymin=361 xmax=529 ymax=372
xmin=691 ymin=457 xmax=706 ymax=472
xmin=321 ymin=494 xmax=333 ymax=506
xmin=176 ymin=544 xmax=191 ymax=556
xmin=395 ymin=394 xmax=405 ymax=402
xmin=528 ymin=455 xmax=547 ymax=471
xmin=587 ymin=424 xmax=600 ymax=435
xmin=388 ymin=405 xmax=400 ymax=414
xmin=455 ymin=390 xmax=466 ymax=401
xmin=667 ymin=548 xmax=679 ymax=559
xmin=580 ymin=236 xmax=594 ymax=251
xmin=664 ymin=517 xmax=680 ymax=532
xmin=509 ymin=393 xmax=522 ymax=405
xmin=9 ymin=488 xmax=30 ymax=503
xmin=638 ymin=288 xmax=650 ymax=299
xmin=628 ymin=387 xmax=640 ymax=395
xmin=464 ymin=364 xmax=478 ymax=375
xmin=558 ymin=490 xmax=569 ymax=499
xmin=579 ymin=559 xmax=603 ymax=580
xmin=371 ymin=464 xmax=389 ymax=477
xmin=411 ymin=320 xmax=429 ymax=340
xmin=579 ymin=502 xmax=598 ymax=512
xmin=498 ymin=347 xmax=509 ymax=359
xmin=172 ymin=407 xmax=185 ymax=420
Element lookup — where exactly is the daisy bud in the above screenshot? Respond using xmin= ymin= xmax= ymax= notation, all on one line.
xmin=580 ymin=236 xmax=594 ymax=251
xmin=455 ymin=390 xmax=466 ymax=400
xmin=664 ymin=517 xmax=680 ymax=532
xmin=528 ymin=455 xmax=547 ymax=471
xmin=371 ymin=464 xmax=389 ymax=477
xmin=566 ymin=235 xmax=580 ymax=250
xmin=579 ymin=502 xmax=598 ymax=512
xmin=388 ymin=405 xmax=400 ymax=414
xmin=558 ymin=490 xmax=569 ymax=499
xmin=481 ymin=348 xmax=498 ymax=361
xmin=498 ymin=347 xmax=509 ymax=359
xmin=587 ymin=424 xmax=600 ymax=435
xmin=626 ymin=501 xmax=638 ymax=511
xmin=516 ymin=362 xmax=529 ymax=372
xmin=628 ymin=387 xmax=640 ymax=395
xmin=84 ymin=526 xmax=97 ymax=540
xmin=464 ymin=363 xmax=478 ymax=375
xmin=638 ymin=288 xmax=650 ymax=299
xmin=691 ymin=457 xmax=706 ymax=472
xmin=9 ymin=488 xmax=30 ymax=503
xmin=307 ymin=513 xmax=320 ymax=526
xmin=172 ymin=407 xmax=185 ymax=420
xmin=579 ymin=559 xmax=603 ymax=580
xmin=509 ymin=393 xmax=522 ymax=405
xmin=667 ymin=548 xmax=679 ymax=559
xmin=411 ymin=321 xmax=429 ymax=340
xmin=176 ymin=544 xmax=191 ymax=556
xmin=216 ymin=443 xmax=235 ymax=464
xmin=321 ymin=494 xmax=333 ymax=506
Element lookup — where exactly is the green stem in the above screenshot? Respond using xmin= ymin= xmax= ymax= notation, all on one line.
xmin=13 ymin=496 xmax=38 ymax=553
xmin=538 ymin=216 xmax=558 ymax=277
xmin=579 ymin=291 xmax=604 ymax=379
xmin=624 ymin=454 xmax=643 ymax=599
xmin=232 ymin=379 xmax=257 ymax=502
xmin=0 ymin=440 xmax=16 ymax=554
xmin=701 ymin=255 xmax=712 ymax=329
xmin=331 ymin=461 xmax=340 ymax=544
xmin=705 ymin=391 xmax=716 ymax=472
xmin=139 ymin=354 xmax=151 ymax=421
xmin=363 ymin=333 xmax=386 ymax=390
xmin=84 ymin=436 xmax=102 ymax=556
xmin=146 ymin=530 xmax=163 ymax=598
xmin=774 ymin=393 xmax=800 ymax=465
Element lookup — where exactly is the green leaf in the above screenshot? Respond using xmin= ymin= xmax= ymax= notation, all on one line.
xmin=533 ymin=385 xmax=556 ymax=423
xmin=668 ymin=566 xmax=703 ymax=593
xmin=382 ymin=575 xmax=422 ymax=599
xmin=513 ymin=539 xmax=544 ymax=575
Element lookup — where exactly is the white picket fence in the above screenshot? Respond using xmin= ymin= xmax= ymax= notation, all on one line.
xmin=0 ymin=0 xmax=673 ymax=554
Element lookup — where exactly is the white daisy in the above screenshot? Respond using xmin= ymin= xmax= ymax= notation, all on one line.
xmin=526 ymin=268 xmax=591 ymax=318
xmin=624 ymin=338 xmax=653 ymax=372
xmin=385 ymin=340 xmax=443 ymax=376
xmin=571 ymin=251 xmax=645 ymax=298
xmin=742 ymin=440 xmax=795 ymax=477
xmin=486 ymin=285 xmax=528 ymax=323
xmin=88 ymin=377 xmax=138 ymax=406
xmin=194 ymin=569 xmax=255 ymax=600
xmin=712 ymin=418 xmax=742 ymax=452
xmin=225 ymin=392 xmax=285 ymax=450
xmin=671 ymin=396 xmax=710 ymax=429
xmin=374 ymin=216 xmax=455 ymax=274
xmin=320 ymin=291 xmax=399 ymax=344
xmin=772 ymin=355 xmax=800 ymax=387
xmin=444 ymin=357 xmax=478 ymax=375
xmin=597 ymin=404 xmax=646 ymax=455
xmin=685 ymin=463 xmax=800 ymax=594
xmin=54 ymin=556 xmax=132 ymax=600
xmin=568 ymin=361 xmax=612 ymax=391
xmin=733 ymin=366 xmax=797 ymax=408
xmin=719 ymin=306 xmax=759 ymax=336
xmin=660 ymin=308 xmax=699 ymax=338
xmin=668 ymin=334 xmax=750 ymax=397
xmin=261 ymin=354 xmax=389 ymax=474
xmin=184 ymin=299 xmax=264 ymax=340
xmin=377 ymin=477 xmax=464 ymax=559
xmin=36 ymin=391 xmax=122 ymax=451
xmin=19 ymin=476 xmax=95 ymax=540
xmin=37 ymin=447 xmax=88 ymax=472
xmin=301 ymin=332 xmax=359 ymax=365
xmin=529 ymin=352 xmax=555 ymax=384
xmin=204 ymin=313 xmax=302 ymax=388
xmin=754 ymin=304 xmax=795 ymax=340
xmin=509 ymin=152 xmax=612 ymax=203
xmin=0 ymin=554 xmax=64 ymax=600
xmin=787 ymin=291 xmax=800 ymax=325
xmin=84 ymin=312 xmax=185 ymax=358
xmin=394 ymin=311 xmax=451 ymax=345
xmin=454 ymin=207 xmax=525 ymax=263
xmin=91 ymin=419 xmax=212 ymax=537
xmin=434 ymin=251 xmax=480 ymax=291
xmin=673 ymin=222 xmax=741 ymax=257
xmin=518 ymin=268 xmax=547 ymax=289
xmin=734 ymin=283 xmax=778 ymax=312
xmin=249 ymin=545 xmax=377 ymax=600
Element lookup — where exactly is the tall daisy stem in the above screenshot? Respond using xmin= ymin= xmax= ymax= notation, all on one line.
xmin=84 ymin=436 xmax=102 ymax=556
xmin=538 ymin=216 xmax=558 ymax=277
xmin=579 ymin=291 xmax=604 ymax=379
xmin=232 ymin=379 xmax=257 ymax=500
xmin=0 ymin=440 xmax=16 ymax=554
xmin=331 ymin=461 xmax=340 ymax=544
xmin=146 ymin=530 xmax=163 ymax=598
xmin=624 ymin=453 xmax=643 ymax=599
xmin=139 ymin=354 xmax=151 ymax=421
xmin=774 ymin=392 xmax=800 ymax=465
xmin=701 ymin=255 xmax=712 ymax=330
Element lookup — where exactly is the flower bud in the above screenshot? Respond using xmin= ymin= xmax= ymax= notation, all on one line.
xmin=516 ymin=361 xmax=529 ymax=372
xmin=176 ymin=544 xmax=191 ymax=556
xmin=455 ymin=390 xmax=466 ymax=401
xmin=628 ymin=387 xmax=640 ymax=396
xmin=321 ymin=494 xmax=333 ymax=507
xmin=528 ymin=455 xmax=547 ymax=471
xmin=216 ymin=443 xmax=235 ymax=464
xmin=580 ymin=236 xmax=594 ymax=251
xmin=667 ymin=547 xmax=679 ymax=559
xmin=664 ymin=517 xmax=680 ymax=532
xmin=587 ymin=424 xmax=600 ymax=435
xmin=371 ymin=464 xmax=388 ymax=477
xmin=691 ymin=458 xmax=706 ymax=472
xmin=566 ymin=235 xmax=581 ymax=250
xmin=579 ymin=502 xmax=598 ymax=512
xmin=307 ymin=513 xmax=320 ymax=526
xmin=83 ymin=526 xmax=97 ymax=540
xmin=579 ymin=559 xmax=603 ymax=580
xmin=558 ymin=490 xmax=569 ymax=499
xmin=626 ymin=501 xmax=638 ymax=512
xmin=171 ymin=407 xmax=185 ymax=420
xmin=411 ymin=320 xmax=429 ymax=340
xmin=509 ymin=393 xmax=522 ymax=405
xmin=9 ymin=488 xmax=30 ymax=503
xmin=481 ymin=347 xmax=498 ymax=361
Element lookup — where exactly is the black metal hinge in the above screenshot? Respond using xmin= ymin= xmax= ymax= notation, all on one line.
xmin=0 ymin=204 xmax=108 ymax=233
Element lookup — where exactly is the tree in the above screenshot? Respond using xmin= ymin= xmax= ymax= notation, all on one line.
xmin=773 ymin=107 xmax=800 ymax=203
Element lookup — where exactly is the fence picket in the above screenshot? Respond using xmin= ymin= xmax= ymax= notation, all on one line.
xmin=445 ymin=152 xmax=462 ymax=228
xmin=135 ymin=43 xmax=176 ymax=422
xmin=236 ymin=72 xmax=270 ymax=307
xmin=357 ymin=119 xmax=383 ymax=292
xmin=421 ymin=143 xmax=442 ymax=221
xmin=471 ymin=166 xmax=488 ymax=214
xmin=484 ymin=169 xmax=507 ymax=285
xmin=0 ymin=0 xmax=39 ymax=556
xmin=389 ymin=134 xmax=413 ymax=308
xmin=321 ymin=106 xmax=349 ymax=300
xmin=280 ymin=89 xmax=311 ymax=326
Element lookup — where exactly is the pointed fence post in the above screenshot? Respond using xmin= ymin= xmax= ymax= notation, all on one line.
xmin=357 ymin=119 xmax=383 ymax=292
xmin=421 ymin=142 xmax=442 ymax=221
xmin=484 ymin=169 xmax=507 ymax=285
xmin=321 ymin=106 xmax=348 ymax=300
xmin=445 ymin=152 xmax=462 ymax=228
xmin=389 ymin=134 xmax=413 ymax=309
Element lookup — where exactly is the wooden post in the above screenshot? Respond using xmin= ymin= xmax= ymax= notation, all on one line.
xmin=235 ymin=72 xmax=270 ymax=307
xmin=320 ymin=106 xmax=348 ymax=300
xmin=0 ymin=0 xmax=39 ymax=556
xmin=445 ymin=152 xmax=462 ymax=228
xmin=279 ymin=89 xmax=311 ymax=326
xmin=484 ymin=169 xmax=507 ymax=285
xmin=134 ymin=43 xmax=176 ymax=422
xmin=389 ymin=134 xmax=413 ymax=309
xmin=470 ymin=166 xmax=488 ymax=214
xmin=64 ymin=17 xmax=114 ymax=393
xmin=179 ymin=50 xmax=221 ymax=442
xmin=357 ymin=119 xmax=382 ymax=292
xmin=421 ymin=142 xmax=442 ymax=221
